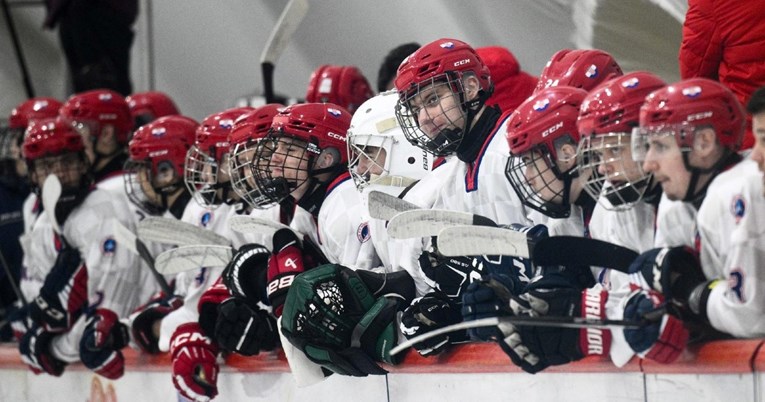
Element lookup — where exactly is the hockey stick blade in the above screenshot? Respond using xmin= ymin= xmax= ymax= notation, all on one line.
xmin=367 ymin=190 xmax=418 ymax=221
xmin=137 ymin=217 xmax=230 ymax=247
xmin=532 ymin=236 xmax=639 ymax=273
xmin=41 ymin=175 xmax=62 ymax=234
xmin=229 ymin=215 xmax=301 ymax=241
xmin=389 ymin=316 xmax=644 ymax=357
xmin=155 ymin=245 xmax=233 ymax=275
xmin=387 ymin=209 xmax=497 ymax=239
xmin=260 ymin=0 xmax=309 ymax=103
xmin=112 ymin=220 xmax=172 ymax=294
xmin=436 ymin=225 xmax=530 ymax=258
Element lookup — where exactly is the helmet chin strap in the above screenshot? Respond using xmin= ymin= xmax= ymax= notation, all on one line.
xmin=681 ymin=150 xmax=741 ymax=208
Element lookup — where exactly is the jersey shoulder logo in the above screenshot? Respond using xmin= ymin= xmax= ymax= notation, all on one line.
xmin=102 ymin=237 xmax=117 ymax=255
xmin=200 ymin=211 xmax=212 ymax=227
xmin=356 ymin=222 xmax=370 ymax=243
xmin=730 ymin=194 xmax=746 ymax=224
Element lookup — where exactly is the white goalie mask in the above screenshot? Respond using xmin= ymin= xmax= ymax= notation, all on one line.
xmin=347 ymin=90 xmax=433 ymax=192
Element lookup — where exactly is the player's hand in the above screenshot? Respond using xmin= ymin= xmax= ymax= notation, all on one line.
xmin=18 ymin=324 xmax=67 ymax=376
xmin=400 ymin=292 xmax=466 ymax=357
xmin=267 ymin=229 xmax=305 ymax=317
xmin=214 ymin=297 xmax=279 ymax=356
xmin=197 ymin=279 xmax=230 ymax=339
xmin=128 ymin=294 xmax=184 ymax=354
xmin=629 ymin=246 xmax=706 ymax=305
xmin=80 ymin=308 xmax=130 ymax=379
xmin=418 ymin=251 xmax=480 ymax=298
xmin=221 ymin=243 xmax=270 ymax=307
xmin=170 ymin=323 xmax=219 ymax=402
xmin=623 ymin=289 xmax=688 ymax=363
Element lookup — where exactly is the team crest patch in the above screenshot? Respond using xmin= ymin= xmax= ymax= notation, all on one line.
xmin=200 ymin=211 xmax=212 ymax=227
xmin=357 ymin=222 xmax=371 ymax=243
xmin=327 ymin=108 xmax=342 ymax=117
xmin=440 ymin=41 xmax=455 ymax=49
xmin=151 ymin=127 xmax=166 ymax=137
xmin=533 ymin=98 xmax=550 ymax=112
xmin=585 ymin=64 xmax=599 ymax=78
xmin=622 ymin=77 xmax=639 ymax=89
xmin=730 ymin=194 xmax=745 ymax=223
xmin=728 ymin=269 xmax=745 ymax=302
xmin=682 ymin=86 xmax=702 ymax=98
xmin=103 ymin=238 xmax=117 ymax=255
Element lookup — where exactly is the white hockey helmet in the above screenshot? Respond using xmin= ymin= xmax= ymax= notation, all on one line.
xmin=347 ymin=90 xmax=433 ymax=191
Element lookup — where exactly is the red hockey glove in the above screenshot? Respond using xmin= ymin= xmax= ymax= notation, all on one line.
xmin=128 ymin=293 xmax=184 ymax=354
xmin=266 ymin=229 xmax=305 ymax=317
xmin=623 ymin=289 xmax=688 ymax=364
xmin=170 ymin=322 xmax=219 ymax=402
xmin=19 ymin=324 xmax=67 ymax=376
xmin=80 ymin=308 xmax=130 ymax=379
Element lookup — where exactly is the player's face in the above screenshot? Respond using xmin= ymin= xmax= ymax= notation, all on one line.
xmin=31 ymin=153 xmax=86 ymax=189
xmin=269 ymin=137 xmax=310 ymax=185
xmin=641 ymin=133 xmax=689 ymax=200
xmin=593 ymin=134 xmax=644 ymax=186
xmin=70 ymin=119 xmax=98 ymax=164
xmin=522 ymin=150 xmax=565 ymax=204
xmin=354 ymin=145 xmax=387 ymax=178
xmin=407 ymin=82 xmax=464 ymax=139
xmin=750 ymin=112 xmax=765 ymax=195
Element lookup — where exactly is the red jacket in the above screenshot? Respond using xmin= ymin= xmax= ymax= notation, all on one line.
xmin=476 ymin=46 xmax=538 ymax=114
xmin=679 ymin=0 xmax=765 ymax=150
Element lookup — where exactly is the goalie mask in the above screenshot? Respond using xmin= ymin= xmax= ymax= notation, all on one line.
xmin=23 ymin=117 xmax=91 ymax=223
xmin=505 ymin=86 xmax=589 ymax=218
xmin=228 ymin=104 xmax=283 ymax=209
xmin=347 ymin=90 xmax=433 ymax=191
xmin=633 ymin=78 xmax=745 ymax=202
xmin=126 ymin=115 xmax=198 ymax=215
xmin=185 ymin=107 xmax=253 ymax=208
xmin=126 ymin=91 xmax=180 ymax=129
xmin=252 ymin=103 xmax=351 ymax=204
xmin=535 ymin=49 xmax=623 ymax=93
xmin=305 ymin=65 xmax=374 ymax=114
xmin=394 ymin=38 xmax=493 ymax=156
xmin=576 ymin=71 xmax=666 ymax=210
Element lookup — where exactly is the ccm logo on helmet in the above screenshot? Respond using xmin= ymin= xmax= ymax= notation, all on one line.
xmin=327 ymin=131 xmax=346 ymax=142
xmin=454 ymin=59 xmax=471 ymax=67
xmin=687 ymin=111 xmax=713 ymax=122
xmin=541 ymin=122 xmax=563 ymax=138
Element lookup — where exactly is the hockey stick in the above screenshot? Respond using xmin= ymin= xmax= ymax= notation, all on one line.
xmin=155 ymin=245 xmax=233 ymax=276
xmin=41 ymin=175 xmax=63 ymax=235
xmin=532 ymin=236 xmax=638 ymax=274
xmin=0 ymin=248 xmax=28 ymax=332
xmin=228 ymin=215 xmax=302 ymax=242
xmin=389 ymin=316 xmax=645 ymax=357
xmin=137 ymin=217 xmax=230 ymax=247
xmin=261 ymin=0 xmax=310 ymax=103
xmin=367 ymin=190 xmax=419 ymax=221
xmin=436 ymin=225 xmax=530 ymax=258
xmin=387 ymin=209 xmax=497 ymax=239
xmin=112 ymin=220 xmax=173 ymax=295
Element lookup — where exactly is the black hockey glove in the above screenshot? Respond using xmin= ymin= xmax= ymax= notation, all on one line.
xmin=214 ymin=297 xmax=279 ymax=356
xmin=418 ymin=251 xmax=480 ymax=298
xmin=19 ymin=324 xmax=67 ymax=376
xmin=29 ymin=242 xmax=87 ymax=332
xmin=221 ymin=243 xmax=271 ymax=308
xmin=400 ymin=291 xmax=467 ymax=357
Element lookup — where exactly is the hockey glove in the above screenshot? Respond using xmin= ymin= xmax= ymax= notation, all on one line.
xmin=498 ymin=272 xmax=611 ymax=374
xmin=19 ymin=324 xmax=67 ymax=376
xmin=29 ymin=243 xmax=87 ymax=332
xmin=418 ymin=251 xmax=479 ymax=298
xmin=80 ymin=308 xmax=130 ymax=379
xmin=400 ymin=291 xmax=467 ymax=357
xmin=197 ymin=278 xmax=231 ymax=339
xmin=267 ymin=229 xmax=305 ymax=317
xmin=214 ymin=297 xmax=279 ymax=356
xmin=281 ymin=265 xmax=414 ymax=376
xmin=8 ymin=303 xmax=32 ymax=342
xmin=221 ymin=243 xmax=270 ymax=308
xmin=628 ymin=246 xmax=706 ymax=310
xmin=623 ymin=289 xmax=688 ymax=364
xmin=128 ymin=293 xmax=184 ymax=354
xmin=170 ymin=322 xmax=219 ymax=402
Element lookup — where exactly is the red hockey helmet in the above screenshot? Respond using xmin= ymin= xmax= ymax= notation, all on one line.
xmin=505 ymin=86 xmax=588 ymax=218
xmin=577 ymin=72 xmax=667 ymax=209
xmin=637 ymin=77 xmax=745 ymax=153
xmin=253 ymin=102 xmax=352 ymax=203
xmin=305 ymin=65 xmax=374 ymax=114
xmin=126 ymin=91 xmax=180 ymax=128
xmin=228 ymin=104 xmax=284 ymax=209
xmin=60 ymin=89 xmax=134 ymax=143
xmin=8 ymin=97 xmax=63 ymax=130
xmin=22 ymin=117 xmax=84 ymax=161
xmin=535 ymin=49 xmax=623 ymax=93
xmin=394 ymin=38 xmax=493 ymax=156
